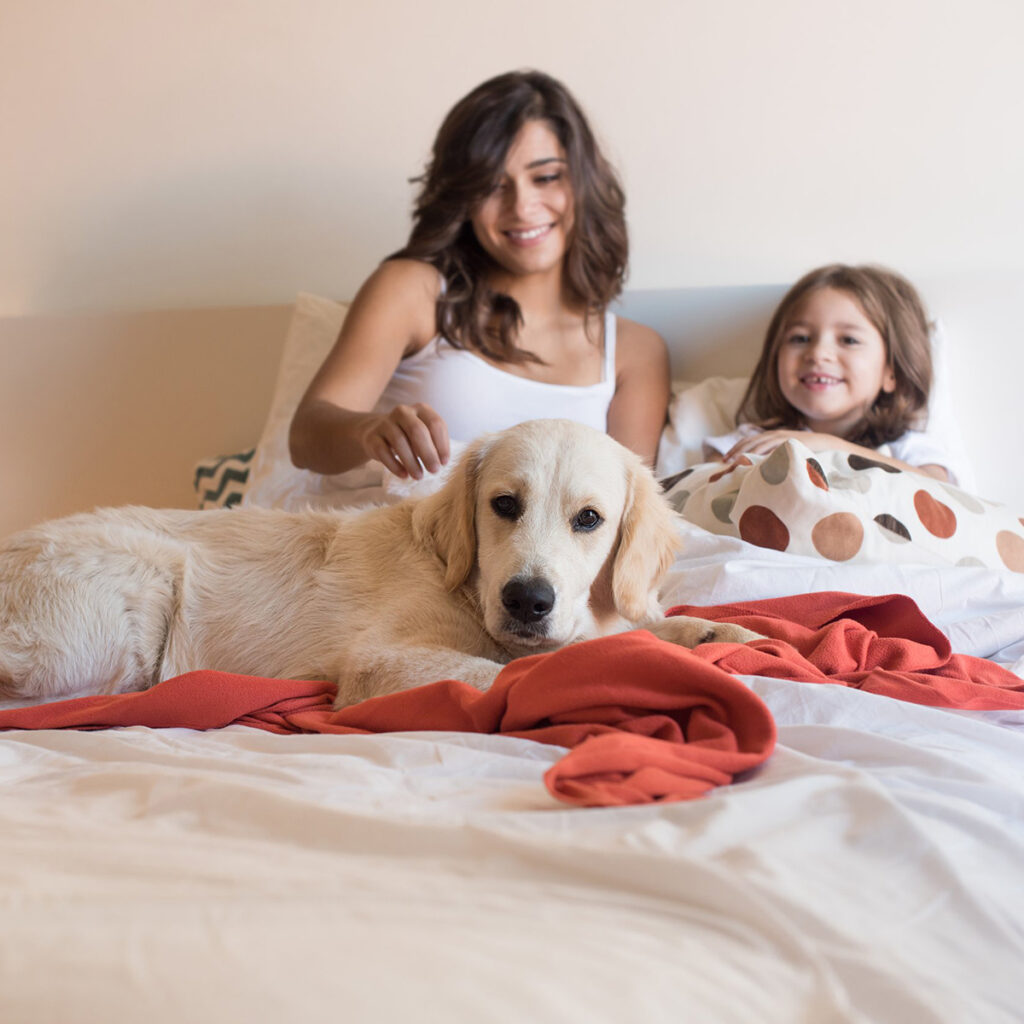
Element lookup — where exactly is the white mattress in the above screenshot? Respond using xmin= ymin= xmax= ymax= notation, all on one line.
xmin=3 ymin=530 xmax=1024 ymax=1024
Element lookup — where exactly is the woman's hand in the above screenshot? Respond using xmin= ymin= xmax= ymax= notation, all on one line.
xmin=357 ymin=403 xmax=450 ymax=480
xmin=288 ymin=260 xmax=442 ymax=476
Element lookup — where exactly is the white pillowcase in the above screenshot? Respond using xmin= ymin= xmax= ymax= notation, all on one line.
xmin=655 ymin=376 xmax=747 ymax=479
xmin=915 ymin=320 xmax=975 ymax=491
xmin=243 ymin=293 xmax=382 ymax=510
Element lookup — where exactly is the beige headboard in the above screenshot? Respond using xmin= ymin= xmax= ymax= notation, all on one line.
xmin=1 ymin=278 xmax=1017 ymax=538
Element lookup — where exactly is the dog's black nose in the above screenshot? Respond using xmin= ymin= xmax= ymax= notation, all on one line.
xmin=501 ymin=577 xmax=555 ymax=623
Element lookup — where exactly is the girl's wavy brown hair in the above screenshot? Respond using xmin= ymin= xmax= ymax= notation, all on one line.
xmin=389 ymin=70 xmax=628 ymax=363
xmin=738 ymin=264 xmax=933 ymax=446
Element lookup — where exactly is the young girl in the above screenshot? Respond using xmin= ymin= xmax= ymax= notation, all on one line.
xmin=706 ymin=264 xmax=955 ymax=482
xmin=289 ymin=70 xmax=669 ymax=483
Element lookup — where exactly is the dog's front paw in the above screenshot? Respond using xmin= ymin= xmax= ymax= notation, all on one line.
xmin=648 ymin=615 xmax=763 ymax=649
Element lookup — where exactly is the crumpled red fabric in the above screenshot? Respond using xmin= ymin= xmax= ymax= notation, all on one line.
xmin=667 ymin=591 xmax=1024 ymax=710
xmin=0 ymin=631 xmax=776 ymax=808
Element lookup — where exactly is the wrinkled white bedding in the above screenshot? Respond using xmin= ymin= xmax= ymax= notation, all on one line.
xmin=3 ymin=530 xmax=1024 ymax=1024
xmin=662 ymin=522 xmax=1024 ymax=669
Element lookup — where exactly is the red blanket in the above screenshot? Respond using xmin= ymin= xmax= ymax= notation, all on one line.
xmin=668 ymin=591 xmax=1024 ymax=710
xmin=3 ymin=591 xmax=1019 ymax=807
xmin=0 ymin=631 xmax=776 ymax=808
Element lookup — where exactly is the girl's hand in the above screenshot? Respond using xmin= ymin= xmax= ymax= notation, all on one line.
xmin=358 ymin=403 xmax=450 ymax=480
xmin=721 ymin=427 xmax=951 ymax=481
xmin=723 ymin=429 xmax=828 ymax=462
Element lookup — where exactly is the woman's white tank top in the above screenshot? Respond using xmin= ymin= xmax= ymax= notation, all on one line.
xmin=372 ymin=311 xmax=617 ymax=442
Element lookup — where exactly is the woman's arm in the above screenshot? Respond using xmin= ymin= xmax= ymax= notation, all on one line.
xmin=606 ymin=317 xmax=670 ymax=467
xmin=289 ymin=259 xmax=448 ymax=480
xmin=721 ymin=429 xmax=951 ymax=481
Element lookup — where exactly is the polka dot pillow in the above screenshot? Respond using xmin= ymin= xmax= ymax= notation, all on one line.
xmin=661 ymin=439 xmax=1024 ymax=573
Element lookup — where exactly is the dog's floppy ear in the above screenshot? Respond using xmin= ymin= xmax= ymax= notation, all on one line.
xmin=612 ymin=456 xmax=683 ymax=624
xmin=411 ymin=439 xmax=483 ymax=590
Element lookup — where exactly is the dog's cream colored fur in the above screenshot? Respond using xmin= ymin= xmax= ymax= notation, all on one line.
xmin=0 ymin=419 xmax=755 ymax=709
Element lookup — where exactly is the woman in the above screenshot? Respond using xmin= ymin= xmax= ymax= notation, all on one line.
xmin=289 ymin=70 xmax=669 ymax=483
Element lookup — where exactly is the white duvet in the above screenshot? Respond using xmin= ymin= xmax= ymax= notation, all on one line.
xmin=3 ymin=529 xmax=1024 ymax=1024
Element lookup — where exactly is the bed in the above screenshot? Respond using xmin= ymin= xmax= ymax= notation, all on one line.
xmin=2 ymin=288 xmax=1024 ymax=1024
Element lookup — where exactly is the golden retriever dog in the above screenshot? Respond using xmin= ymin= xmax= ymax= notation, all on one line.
xmin=0 ymin=419 xmax=756 ymax=709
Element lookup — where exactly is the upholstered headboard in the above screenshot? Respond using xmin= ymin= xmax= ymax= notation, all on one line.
xmin=616 ymin=285 xmax=783 ymax=381
xmin=0 ymin=279 xmax=1015 ymax=538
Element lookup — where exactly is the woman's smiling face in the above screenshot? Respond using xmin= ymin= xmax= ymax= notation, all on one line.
xmin=776 ymin=287 xmax=896 ymax=437
xmin=470 ymin=119 xmax=574 ymax=280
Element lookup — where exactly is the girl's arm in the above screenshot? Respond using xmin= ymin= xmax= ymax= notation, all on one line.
xmin=606 ymin=317 xmax=671 ymax=467
xmin=721 ymin=429 xmax=951 ymax=481
xmin=289 ymin=259 xmax=449 ymax=480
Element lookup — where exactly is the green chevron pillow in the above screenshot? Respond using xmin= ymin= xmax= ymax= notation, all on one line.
xmin=193 ymin=448 xmax=255 ymax=509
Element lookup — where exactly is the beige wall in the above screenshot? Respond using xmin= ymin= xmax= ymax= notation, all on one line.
xmin=5 ymin=0 xmax=1023 ymax=314
xmin=2 ymin=0 xmax=1023 ymax=528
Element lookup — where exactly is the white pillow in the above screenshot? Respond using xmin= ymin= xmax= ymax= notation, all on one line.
xmin=655 ymin=376 xmax=747 ymax=478
xmin=655 ymin=320 xmax=974 ymax=491
xmin=919 ymin=319 xmax=975 ymax=492
xmin=243 ymin=293 xmax=383 ymax=509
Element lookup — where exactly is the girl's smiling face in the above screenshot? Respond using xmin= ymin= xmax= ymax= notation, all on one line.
xmin=776 ymin=287 xmax=896 ymax=438
xmin=470 ymin=119 xmax=574 ymax=280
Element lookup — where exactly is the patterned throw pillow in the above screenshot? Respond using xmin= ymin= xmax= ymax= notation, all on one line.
xmin=193 ymin=449 xmax=255 ymax=509
xmin=661 ymin=440 xmax=1024 ymax=573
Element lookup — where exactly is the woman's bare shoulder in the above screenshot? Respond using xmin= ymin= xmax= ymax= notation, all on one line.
xmin=614 ymin=315 xmax=669 ymax=362
xmin=344 ymin=258 xmax=441 ymax=352
xmin=356 ymin=257 xmax=442 ymax=307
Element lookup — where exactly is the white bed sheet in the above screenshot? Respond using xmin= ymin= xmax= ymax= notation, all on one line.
xmin=661 ymin=522 xmax=1024 ymax=670
xmin=3 ymin=530 xmax=1024 ymax=1024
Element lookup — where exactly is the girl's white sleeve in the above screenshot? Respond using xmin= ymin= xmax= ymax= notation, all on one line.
xmin=881 ymin=430 xmax=966 ymax=486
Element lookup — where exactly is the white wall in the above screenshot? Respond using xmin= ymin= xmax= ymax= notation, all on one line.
xmin=2 ymin=0 xmax=1023 ymax=506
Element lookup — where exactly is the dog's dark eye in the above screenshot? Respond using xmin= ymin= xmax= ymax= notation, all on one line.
xmin=491 ymin=494 xmax=520 ymax=520
xmin=572 ymin=507 xmax=603 ymax=532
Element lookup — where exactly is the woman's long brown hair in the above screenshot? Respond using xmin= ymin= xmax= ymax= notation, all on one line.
xmin=389 ymin=70 xmax=628 ymax=364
